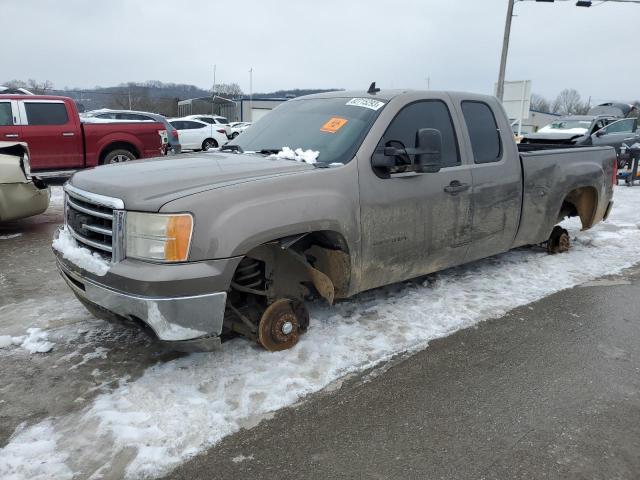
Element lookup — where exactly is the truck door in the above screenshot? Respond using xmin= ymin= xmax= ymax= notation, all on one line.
xmin=357 ymin=98 xmax=473 ymax=291
xmin=0 ymin=100 xmax=22 ymax=142
xmin=458 ymin=100 xmax=522 ymax=262
xmin=19 ymin=100 xmax=84 ymax=170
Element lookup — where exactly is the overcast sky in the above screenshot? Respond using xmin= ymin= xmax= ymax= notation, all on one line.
xmin=4 ymin=0 xmax=639 ymax=102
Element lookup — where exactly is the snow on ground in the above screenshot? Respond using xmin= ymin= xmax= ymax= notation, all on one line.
xmin=3 ymin=186 xmax=640 ymax=479
xmin=49 ymin=186 xmax=64 ymax=207
xmin=0 ymin=328 xmax=54 ymax=354
xmin=0 ymin=233 xmax=22 ymax=240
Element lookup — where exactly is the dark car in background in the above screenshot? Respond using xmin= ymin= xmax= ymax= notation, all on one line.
xmin=82 ymin=109 xmax=181 ymax=154
xmin=520 ymin=115 xmax=618 ymax=146
xmin=591 ymin=117 xmax=639 ymax=155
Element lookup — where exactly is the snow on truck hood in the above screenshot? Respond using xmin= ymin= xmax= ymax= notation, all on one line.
xmin=69 ymin=152 xmax=315 ymax=211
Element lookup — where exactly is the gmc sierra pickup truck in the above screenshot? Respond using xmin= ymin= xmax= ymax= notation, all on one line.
xmin=52 ymin=89 xmax=616 ymax=352
xmin=0 ymin=95 xmax=167 ymax=171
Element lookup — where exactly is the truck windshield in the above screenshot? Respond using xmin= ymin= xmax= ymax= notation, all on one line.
xmin=227 ymin=97 xmax=386 ymax=164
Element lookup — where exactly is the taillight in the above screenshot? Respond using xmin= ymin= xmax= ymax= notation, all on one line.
xmin=172 ymin=130 xmax=179 ymax=140
xmin=217 ymin=129 xmax=226 ymax=134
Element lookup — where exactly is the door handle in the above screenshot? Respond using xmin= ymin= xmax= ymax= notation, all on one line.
xmin=62 ymin=132 xmax=75 ymax=137
xmin=444 ymin=181 xmax=470 ymax=195
xmin=4 ymin=133 xmax=19 ymax=138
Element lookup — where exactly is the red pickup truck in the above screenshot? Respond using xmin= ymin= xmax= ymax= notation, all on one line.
xmin=0 ymin=95 xmax=167 ymax=171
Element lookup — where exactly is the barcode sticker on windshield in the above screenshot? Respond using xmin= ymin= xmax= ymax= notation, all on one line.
xmin=346 ymin=98 xmax=385 ymax=111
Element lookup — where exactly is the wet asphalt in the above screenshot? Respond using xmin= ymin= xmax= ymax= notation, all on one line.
xmin=165 ymin=268 xmax=640 ymax=480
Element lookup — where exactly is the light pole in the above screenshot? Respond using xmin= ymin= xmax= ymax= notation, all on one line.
xmin=248 ymin=67 xmax=253 ymax=121
xmin=497 ymin=0 xmax=640 ymax=101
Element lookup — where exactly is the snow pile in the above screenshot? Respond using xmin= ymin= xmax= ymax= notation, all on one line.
xmin=0 ymin=328 xmax=54 ymax=354
xmin=0 ymin=233 xmax=22 ymax=240
xmin=52 ymin=227 xmax=109 ymax=276
xmin=0 ymin=421 xmax=73 ymax=480
xmin=269 ymin=147 xmax=319 ymax=164
xmin=4 ymin=187 xmax=640 ymax=479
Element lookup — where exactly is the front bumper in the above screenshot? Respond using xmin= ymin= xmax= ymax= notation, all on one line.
xmin=53 ymin=225 xmax=243 ymax=347
xmin=57 ymin=259 xmax=227 ymax=346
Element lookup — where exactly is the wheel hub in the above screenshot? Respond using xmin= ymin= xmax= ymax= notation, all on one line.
xmin=258 ymin=299 xmax=307 ymax=352
xmin=281 ymin=320 xmax=293 ymax=335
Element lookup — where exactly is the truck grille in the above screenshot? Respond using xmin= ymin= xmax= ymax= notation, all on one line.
xmin=64 ymin=186 xmax=124 ymax=262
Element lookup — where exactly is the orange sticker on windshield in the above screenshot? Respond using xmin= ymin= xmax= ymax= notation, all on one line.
xmin=321 ymin=117 xmax=348 ymax=133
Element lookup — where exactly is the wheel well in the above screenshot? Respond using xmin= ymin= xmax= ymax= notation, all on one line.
xmin=558 ymin=186 xmax=598 ymax=230
xmin=99 ymin=142 xmax=140 ymax=163
xmin=231 ymin=231 xmax=352 ymax=305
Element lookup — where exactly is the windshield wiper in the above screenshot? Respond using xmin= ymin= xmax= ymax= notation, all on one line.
xmin=220 ymin=144 xmax=244 ymax=153
xmin=257 ymin=148 xmax=286 ymax=155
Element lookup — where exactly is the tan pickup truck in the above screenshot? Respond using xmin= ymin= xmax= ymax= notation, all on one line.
xmin=0 ymin=142 xmax=50 ymax=222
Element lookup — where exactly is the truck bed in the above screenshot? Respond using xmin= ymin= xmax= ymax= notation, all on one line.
xmin=513 ymin=145 xmax=617 ymax=248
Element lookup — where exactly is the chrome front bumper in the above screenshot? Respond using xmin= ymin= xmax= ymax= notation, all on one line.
xmin=57 ymin=260 xmax=226 ymax=346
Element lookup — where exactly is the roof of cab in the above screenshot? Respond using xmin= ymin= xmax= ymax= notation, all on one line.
xmin=0 ymin=94 xmax=72 ymax=101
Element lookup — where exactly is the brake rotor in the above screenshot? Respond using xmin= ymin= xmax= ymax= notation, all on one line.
xmin=258 ymin=299 xmax=303 ymax=351
xmin=557 ymin=229 xmax=570 ymax=253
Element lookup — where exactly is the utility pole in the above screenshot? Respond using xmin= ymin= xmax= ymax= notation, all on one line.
xmin=249 ymin=67 xmax=253 ymax=121
xmin=212 ymin=64 xmax=217 ymax=116
xmin=496 ymin=0 xmax=516 ymax=102
xmin=128 ymin=85 xmax=132 ymax=110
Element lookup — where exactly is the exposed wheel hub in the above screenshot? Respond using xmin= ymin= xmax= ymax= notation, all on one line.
xmin=258 ymin=298 xmax=309 ymax=351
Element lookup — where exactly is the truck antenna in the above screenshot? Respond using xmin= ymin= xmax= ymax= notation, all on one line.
xmin=367 ymin=82 xmax=380 ymax=94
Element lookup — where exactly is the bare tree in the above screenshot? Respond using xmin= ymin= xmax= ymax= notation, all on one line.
xmin=551 ymin=89 xmax=590 ymax=115
xmin=213 ymin=83 xmax=243 ymax=98
xmin=530 ymin=93 xmax=551 ymax=113
xmin=4 ymin=78 xmax=54 ymax=94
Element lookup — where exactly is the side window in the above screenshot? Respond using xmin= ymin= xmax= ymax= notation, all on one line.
xmin=380 ymin=100 xmax=460 ymax=168
xmin=0 ymin=102 xmax=13 ymax=126
xmin=96 ymin=113 xmax=116 ymax=119
xmin=606 ymin=119 xmax=635 ymax=134
xmin=461 ymin=101 xmax=502 ymax=164
xmin=197 ymin=117 xmax=215 ymax=125
xmin=24 ymin=102 xmax=69 ymax=125
xmin=170 ymin=121 xmax=183 ymax=130
xmin=187 ymin=121 xmax=204 ymax=129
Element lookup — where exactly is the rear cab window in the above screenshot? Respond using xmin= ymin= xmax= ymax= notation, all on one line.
xmin=23 ymin=102 xmax=69 ymax=125
xmin=461 ymin=101 xmax=502 ymax=164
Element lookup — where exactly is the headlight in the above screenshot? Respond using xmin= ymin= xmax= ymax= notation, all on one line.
xmin=125 ymin=212 xmax=193 ymax=262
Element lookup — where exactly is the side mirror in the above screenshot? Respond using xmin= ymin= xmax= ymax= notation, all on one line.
xmin=414 ymin=128 xmax=442 ymax=173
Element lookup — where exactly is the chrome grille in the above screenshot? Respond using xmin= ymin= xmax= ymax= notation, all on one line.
xmin=64 ymin=185 xmax=125 ymax=262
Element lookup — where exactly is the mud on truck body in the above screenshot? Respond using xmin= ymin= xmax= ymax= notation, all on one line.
xmin=53 ymin=88 xmax=616 ymax=352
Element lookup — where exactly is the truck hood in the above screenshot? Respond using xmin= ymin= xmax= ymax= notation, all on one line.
xmin=522 ymin=131 xmax=587 ymax=143
xmin=69 ymin=152 xmax=315 ymax=211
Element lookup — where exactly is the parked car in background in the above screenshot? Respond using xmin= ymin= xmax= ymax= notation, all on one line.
xmin=0 ymin=142 xmax=50 ymax=221
xmin=520 ymin=115 xmax=618 ymax=146
xmin=169 ymin=118 xmax=227 ymax=151
xmin=183 ymin=114 xmax=232 ymax=137
xmin=229 ymin=122 xmax=252 ymax=139
xmin=82 ymin=109 xmax=181 ymax=154
xmin=0 ymin=95 xmax=168 ymax=171
xmin=590 ymin=117 xmax=639 ymax=155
